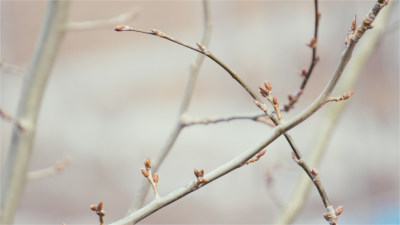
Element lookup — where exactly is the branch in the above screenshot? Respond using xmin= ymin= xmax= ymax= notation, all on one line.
xmin=90 ymin=202 xmax=106 ymax=225
xmin=27 ymin=156 xmax=72 ymax=180
xmin=180 ymin=113 xmax=267 ymax=126
xmin=109 ymin=1 xmax=388 ymax=224
xmin=283 ymin=0 xmax=321 ymax=112
xmin=0 ymin=108 xmax=25 ymax=131
xmin=0 ymin=60 xmax=25 ymax=75
xmin=127 ymin=0 xmax=212 ymax=213
xmin=0 ymin=1 xmax=70 ymax=224
xmin=274 ymin=2 xmax=393 ymax=223
xmin=67 ymin=10 xmax=138 ymax=31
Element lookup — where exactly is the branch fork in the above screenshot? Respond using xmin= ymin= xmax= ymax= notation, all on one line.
xmin=141 ymin=159 xmax=160 ymax=199
xmin=90 ymin=202 xmax=105 ymax=225
xmin=193 ymin=168 xmax=208 ymax=188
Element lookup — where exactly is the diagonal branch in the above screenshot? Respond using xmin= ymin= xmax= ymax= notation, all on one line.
xmin=110 ymin=1 xmax=388 ymax=224
xmin=274 ymin=2 xmax=393 ymax=223
xmin=127 ymin=0 xmax=212 ymax=213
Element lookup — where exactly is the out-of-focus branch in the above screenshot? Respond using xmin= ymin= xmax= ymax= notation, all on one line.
xmin=127 ymin=0 xmax=212 ymax=213
xmin=0 ymin=108 xmax=25 ymax=130
xmin=0 ymin=1 xmax=70 ymax=224
xmin=0 ymin=60 xmax=25 ymax=75
xmin=109 ymin=1 xmax=388 ymax=224
xmin=27 ymin=156 xmax=72 ymax=180
xmin=275 ymin=2 xmax=393 ymax=224
xmin=67 ymin=10 xmax=138 ymax=31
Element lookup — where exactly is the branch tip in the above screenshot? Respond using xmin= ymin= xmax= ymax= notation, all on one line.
xmin=114 ymin=25 xmax=132 ymax=31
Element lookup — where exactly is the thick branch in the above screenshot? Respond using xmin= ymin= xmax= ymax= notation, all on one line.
xmin=0 ymin=1 xmax=70 ymax=224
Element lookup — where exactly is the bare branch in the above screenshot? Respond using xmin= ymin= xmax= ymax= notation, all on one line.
xmin=283 ymin=0 xmax=321 ymax=112
xmin=180 ymin=113 xmax=266 ymax=126
xmin=0 ymin=108 xmax=25 ymax=131
xmin=128 ymin=0 xmax=212 ymax=213
xmin=27 ymin=156 xmax=72 ymax=180
xmin=109 ymin=1 xmax=388 ymax=224
xmin=0 ymin=2 xmax=70 ymax=224
xmin=0 ymin=60 xmax=25 ymax=75
xmin=274 ymin=2 xmax=393 ymax=223
xmin=67 ymin=10 xmax=138 ymax=31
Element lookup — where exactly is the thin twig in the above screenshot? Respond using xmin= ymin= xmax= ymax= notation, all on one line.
xmin=109 ymin=1 xmax=387 ymax=224
xmin=0 ymin=2 xmax=70 ymax=224
xmin=274 ymin=2 xmax=393 ymax=223
xmin=283 ymin=0 xmax=320 ymax=112
xmin=0 ymin=60 xmax=25 ymax=75
xmin=127 ymin=0 xmax=212 ymax=213
xmin=67 ymin=10 xmax=138 ymax=31
xmin=118 ymin=7 xmax=333 ymax=223
xmin=180 ymin=113 xmax=267 ymax=126
xmin=27 ymin=156 xmax=72 ymax=180
xmin=0 ymin=108 xmax=25 ymax=130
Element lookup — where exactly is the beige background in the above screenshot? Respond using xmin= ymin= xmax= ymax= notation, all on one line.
xmin=1 ymin=1 xmax=399 ymax=224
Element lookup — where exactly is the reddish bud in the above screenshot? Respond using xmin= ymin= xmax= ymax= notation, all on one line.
xmin=342 ymin=91 xmax=354 ymax=100
xmin=311 ymin=168 xmax=319 ymax=177
xmin=144 ymin=159 xmax=151 ymax=169
xmin=301 ymin=69 xmax=307 ymax=76
xmin=194 ymin=168 xmax=200 ymax=177
xmin=153 ymin=173 xmax=159 ymax=183
xmin=273 ymin=96 xmax=278 ymax=106
xmin=90 ymin=205 xmax=97 ymax=211
xmin=259 ymin=86 xmax=268 ymax=97
xmin=199 ymin=169 xmax=204 ymax=177
xmin=288 ymin=94 xmax=294 ymax=101
xmin=202 ymin=178 xmax=208 ymax=183
xmin=99 ymin=211 xmax=106 ymax=216
xmin=257 ymin=149 xmax=267 ymax=158
xmin=114 ymin=25 xmax=131 ymax=31
xmin=308 ymin=38 xmax=317 ymax=48
xmin=97 ymin=202 xmax=103 ymax=210
xmin=323 ymin=213 xmax=329 ymax=221
xmin=196 ymin=42 xmax=207 ymax=52
xmin=335 ymin=206 xmax=344 ymax=216
xmin=317 ymin=12 xmax=322 ymax=19
xmin=264 ymin=81 xmax=272 ymax=91
xmin=141 ymin=168 xmax=149 ymax=177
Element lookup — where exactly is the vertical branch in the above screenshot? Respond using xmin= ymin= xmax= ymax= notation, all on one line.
xmin=0 ymin=1 xmax=70 ymax=224
xmin=283 ymin=0 xmax=320 ymax=112
xmin=275 ymin=2 xmax=393 ymax=223
xmin=128 ymin=0 xmax=212 ymax=213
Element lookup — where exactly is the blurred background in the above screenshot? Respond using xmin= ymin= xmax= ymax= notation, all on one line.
xmin=1 ymin=1 xmax=399 ymax=224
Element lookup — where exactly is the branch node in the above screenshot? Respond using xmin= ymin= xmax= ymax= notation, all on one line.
xmin=196 ymin=42 xmax=210 ymax=54
xmin=141 ymin=158 xmax=160 ymax=198
xmin=0 ymin=108 xmax=26 ymax=131
xmin=194 ymin=168 xmax=208 ymax=188
xmin=245 ymin=149 xmax=267 ymax=165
